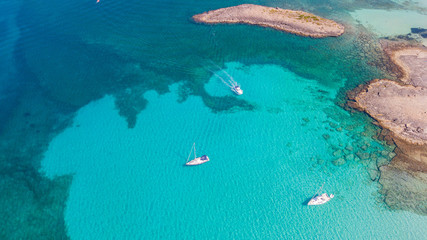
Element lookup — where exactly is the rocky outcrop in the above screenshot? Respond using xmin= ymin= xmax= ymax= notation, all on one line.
xmin=348 ymin=44 xmax=427 ymax=215
xmin=193 ymin=4 xmax=345 ymax=38
xmin=353 ymin=79 xmax=427 ymax=145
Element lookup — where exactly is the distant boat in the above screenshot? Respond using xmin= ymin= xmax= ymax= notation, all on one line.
xmin=307 ymin=183 xmax=334 ymax=205
xmin=231 ymin=85 xmax=243 ymax=95
xmin=186 ymin=142 xmax=209 ymax=166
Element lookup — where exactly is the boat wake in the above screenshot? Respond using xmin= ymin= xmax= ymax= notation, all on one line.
xmin=204 ymin=61 xmax=243 ymax=95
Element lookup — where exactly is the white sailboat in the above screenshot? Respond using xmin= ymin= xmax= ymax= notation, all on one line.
xmin=185 ymin=143 xmax=209 ymax=166
xmin=307 ymin=183 xmax=334 ymax=206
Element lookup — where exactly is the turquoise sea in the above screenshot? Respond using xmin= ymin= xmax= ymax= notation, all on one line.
xmin=1 ymin=0 xmax=427 ymax=239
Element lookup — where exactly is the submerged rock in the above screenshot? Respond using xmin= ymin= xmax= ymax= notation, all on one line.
xmin=322 ymin=134 xmax=330 ymax=140
xmin=345 ymin=145 xmax=354 ymax=151
xmin=368 ymin=168 xmax=380 ymax=181
xmin=388 ymin=152 xmax=396 ymax=158
xmin=332 ymin=158 xmax=346 ymax=166
xmin=333 ymin=149 xmax=343 ymax=157
xmin=356 ymin=151 xmax=370 ymax=160
xmin=377 ymin=157 xmax=389 ymax=167
xmin=370 ymin=153 xmax=379 ymax=160
xmin=381 ymin=150 xmax=390 ymax=156
xmin=379 ymin=165 xmax=427 ymax=215
xmin=345 ymin=154 xmax=355 ymax=161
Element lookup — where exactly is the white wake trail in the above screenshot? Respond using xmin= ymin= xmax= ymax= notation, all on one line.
xmin=207 ymin=61 xmax=237 ymax=87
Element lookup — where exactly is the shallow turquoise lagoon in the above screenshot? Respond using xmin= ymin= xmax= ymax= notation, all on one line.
xmin=41 ymin=64 xmax=427 ymax=239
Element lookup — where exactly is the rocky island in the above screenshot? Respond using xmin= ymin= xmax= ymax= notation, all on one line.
xmin=193 ymin=4 xmax=345 ymax=38
xmin=350 ymin=46 xmax=427 ymax=148
xmin=348 ymin=44 xmax=427 ymax=214
xmin=354 ymin=79 xmax=427 ymax=145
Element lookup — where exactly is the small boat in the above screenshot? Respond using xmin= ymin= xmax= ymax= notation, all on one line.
xmin=231 ymin=85 xmax=243 ymax=95
xmin=186 ymin=142 xmax=209 ymax=166
xmin=307 ymin=183 xmax=334 ymax=206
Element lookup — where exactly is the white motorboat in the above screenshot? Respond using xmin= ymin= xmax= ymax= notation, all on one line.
xmin=204 ymin=63 xmax=243 ymax=96
xmin=232 ymin=85 xmax=243 ymax=95
xmin=186 ymin=143 xmax=209 ymax=166
xmin=307 ymin=183 xmax=334 ymax=205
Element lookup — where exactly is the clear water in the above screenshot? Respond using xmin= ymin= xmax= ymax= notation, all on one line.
xmin=41 ymin=64 xmax=427 ymax=239
xmin=350 ymin=9 xmax=427 ymax=36
xmin=1 ymin=0 xmax=427 ymax=239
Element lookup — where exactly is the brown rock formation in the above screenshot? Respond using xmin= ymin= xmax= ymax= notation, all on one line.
xmin=349 ymin=43 xmax=427 ymax=215
xmin=192 ymin=4 xmax=345 ymax=38
xmin=354 ymin=79 xmax=427 ymax=145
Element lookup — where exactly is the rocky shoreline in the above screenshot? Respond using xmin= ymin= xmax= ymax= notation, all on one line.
xmin=193 ymin=4 xmax=344 ymax=38
xmin=348 ymin=42 xmax=427 ymax=214
xmin=352 ymin=79 xmax=427 ymax=145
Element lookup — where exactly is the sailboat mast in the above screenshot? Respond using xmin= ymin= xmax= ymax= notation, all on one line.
xmin=194 ymin=143 xmax=197 ymax=158
xmin=310 ymin=182 xmax=325 ymax=200
xmin=186 ymin=142 xmax=195 ymax=163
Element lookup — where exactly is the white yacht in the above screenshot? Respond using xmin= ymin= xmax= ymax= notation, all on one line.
xmin=307 ymin=183 xmax=334 ymax=205
xmin=232 ymin=85 xmax=243 ymax=95
xmin=205 ymin=64 xmax=243 ymax=96
xmin=186 ymin=143 xmax=209 ymax=166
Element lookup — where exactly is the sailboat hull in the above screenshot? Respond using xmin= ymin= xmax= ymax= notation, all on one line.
xmin=186 ymin=143 xmax=209 ymax=166
xmin=186 ymin=156 xmax=210 ymax=166
xmin=307 ymin=193 xmax=334 ymax=205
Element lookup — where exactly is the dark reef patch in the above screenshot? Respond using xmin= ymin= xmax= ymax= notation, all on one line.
xmin=114 ymin=87 xmax=148 ymax=129
xmin=0 ymin=173 xmax=71 ymax=239
xmin=379 ymin=165 xmax=427 ymax=215
xmin=0 ymin=39 xmax=74 ymax=238
xmin=202 ymin=94 xmax=255 ymax=113
xmin=411 ymin=27 xmax=427 ymax=34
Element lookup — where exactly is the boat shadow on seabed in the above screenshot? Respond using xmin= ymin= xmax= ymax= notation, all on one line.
xmin=302 ymin=198 xmax=312 ymax=206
